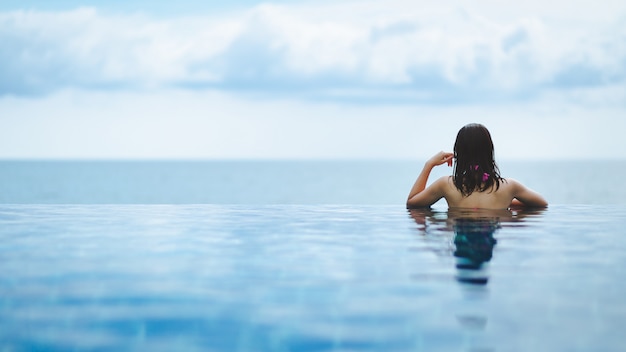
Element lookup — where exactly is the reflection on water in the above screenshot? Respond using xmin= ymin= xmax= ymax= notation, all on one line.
xmin=409 ymin=207 xmax=546 ymax=286
xmin=409 ymin=207 xmax=547 ymax=336
xmin=453 ymin=217 xmax=499 ymax=285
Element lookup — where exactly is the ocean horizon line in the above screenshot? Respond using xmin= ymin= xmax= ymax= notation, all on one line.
xmin=1 ymin=157 xmax=624 ymax=162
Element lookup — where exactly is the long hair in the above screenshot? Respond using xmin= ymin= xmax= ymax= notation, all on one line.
xmin=453 ymin=123 xmax=503 ymax=196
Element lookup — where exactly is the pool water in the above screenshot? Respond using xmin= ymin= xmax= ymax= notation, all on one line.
xmin=1 ymin=205 xmax=625 ymax=351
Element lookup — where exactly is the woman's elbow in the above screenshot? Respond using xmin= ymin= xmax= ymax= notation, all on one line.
xmin=406 ymin=197 xmax=420 ymax=209
xmin=515 ymin=197 xmax=548 ymax=208
xmin=531 ymin=194 xmax=549 ymax=208
xmin=406 ymin=196 xmax=434 ymax=209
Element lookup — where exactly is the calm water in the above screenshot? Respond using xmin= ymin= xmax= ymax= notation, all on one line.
xmin=0 ymin=160 xmax=625 ymax=204
xmin=1 ymin=204 xmax=625 ymax=351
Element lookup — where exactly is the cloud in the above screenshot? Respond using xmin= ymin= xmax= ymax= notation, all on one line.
xmin=1 ymin=1 xmax=625 ymax=104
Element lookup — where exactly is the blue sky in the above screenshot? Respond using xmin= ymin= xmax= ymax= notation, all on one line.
xmin=1 ymin=0 xmax=625 ymax=159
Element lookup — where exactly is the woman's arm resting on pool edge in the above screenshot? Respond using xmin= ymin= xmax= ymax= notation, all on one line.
xmin=509 ymin=179 xmax=548 ymax=207
xmin=407 ymin=152 xmax=453 ymax=208
xmin=407 ymin=177 xmax=447 ymax=208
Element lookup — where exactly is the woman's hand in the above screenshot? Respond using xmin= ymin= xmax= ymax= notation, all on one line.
xmin=426 ymin=151 xmax=454 ymax=168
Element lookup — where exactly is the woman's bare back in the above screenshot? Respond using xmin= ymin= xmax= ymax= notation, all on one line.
xmin=441 ymin=176 xmax=515 ymax=209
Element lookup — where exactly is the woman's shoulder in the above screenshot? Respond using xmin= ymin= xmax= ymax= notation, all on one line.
xmin=435 ymin=175 xmax=454 ymax=186
xmin=500 ymin=178 xmax=522 ymax=188
xmin=432 ymin=176 xmax=455 ymax=193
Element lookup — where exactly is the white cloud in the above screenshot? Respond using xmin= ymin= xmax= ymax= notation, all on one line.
xmin=1 ymin=1 xmax=625 ymax=161
xmin=0 ymin=0 xmax=625 ymax=105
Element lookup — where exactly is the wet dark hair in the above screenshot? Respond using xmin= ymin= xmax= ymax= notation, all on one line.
xmin=453 ymin=123 xmax=503 ymax=197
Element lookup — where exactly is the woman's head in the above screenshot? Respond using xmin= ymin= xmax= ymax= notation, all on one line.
xmin=453 ymin=123 xmax=502 ymax=196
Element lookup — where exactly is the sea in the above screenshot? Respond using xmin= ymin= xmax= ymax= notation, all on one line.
xmin=0 ymin=159 xmax=623 ymax=205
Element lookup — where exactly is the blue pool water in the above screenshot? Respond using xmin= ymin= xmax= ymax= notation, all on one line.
xmin=1 ymin=204 xmax=625 ymax=351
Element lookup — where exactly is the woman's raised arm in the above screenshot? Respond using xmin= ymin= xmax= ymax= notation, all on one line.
xmin=406 ymin=151 xmax=453 ymax=208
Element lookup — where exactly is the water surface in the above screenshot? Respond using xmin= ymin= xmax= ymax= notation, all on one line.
xmin=1 ymin=204 xmax=624 ymax=351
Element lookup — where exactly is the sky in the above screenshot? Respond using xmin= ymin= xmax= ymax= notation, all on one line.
xmin=1 ymin=0 xmax=625 ymax=160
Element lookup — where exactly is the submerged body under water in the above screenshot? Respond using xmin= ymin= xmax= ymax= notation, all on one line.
xmin=1 ymin=204 xmax=625 ymax=351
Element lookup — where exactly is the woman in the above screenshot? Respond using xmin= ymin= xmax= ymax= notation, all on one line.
xmin=407 ymin=123 xmax=547 ymax=209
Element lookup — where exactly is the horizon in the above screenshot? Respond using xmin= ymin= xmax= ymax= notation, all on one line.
xmin=1 ymin=157 xmax=624 ymax=162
